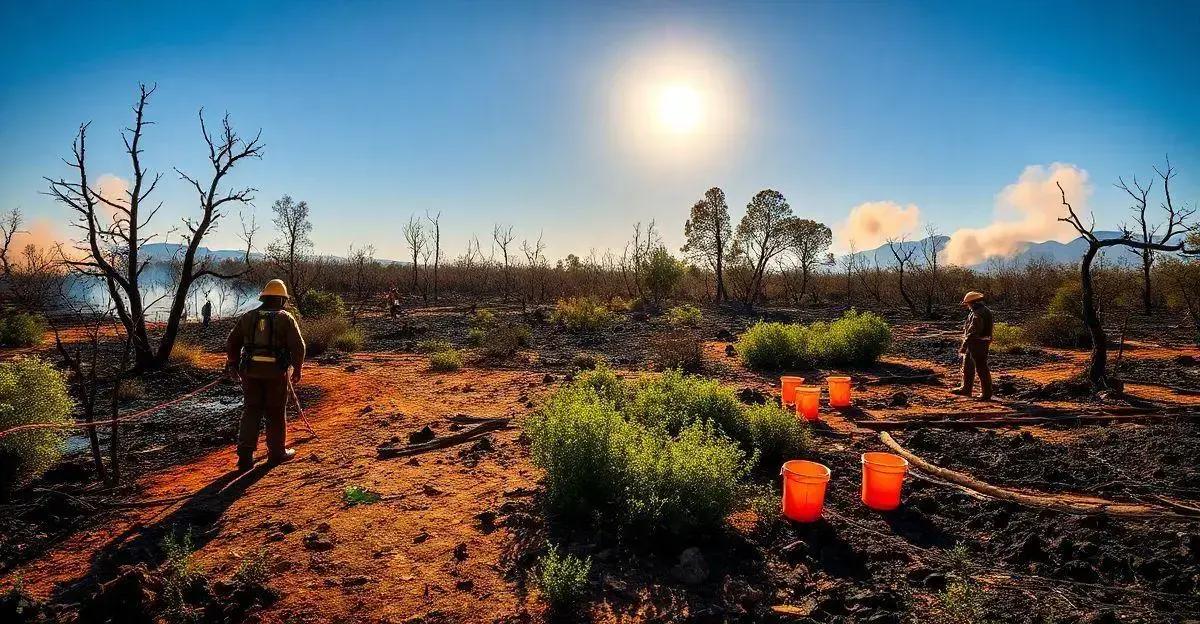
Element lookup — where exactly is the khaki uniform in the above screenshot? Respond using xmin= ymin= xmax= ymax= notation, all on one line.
xmin=959 ymin=303 xmax=993 ymax=398
xmin=226 ymin=305 xmax=305 ymax=464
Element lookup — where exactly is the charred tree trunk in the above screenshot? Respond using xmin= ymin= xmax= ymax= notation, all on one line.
xmin=1079 ymin=243 xmax=1108 ymax=389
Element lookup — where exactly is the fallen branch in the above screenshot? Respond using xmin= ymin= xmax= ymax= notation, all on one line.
xmin=378 ymin=417 xmax=511 ymax=459
xmin=879 ymin=432 xmax=1194 ymax=518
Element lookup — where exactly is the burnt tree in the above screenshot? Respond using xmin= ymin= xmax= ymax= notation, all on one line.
xmin=47 ymin=84 xmax=261 ymax=371
xmin=1058 ymin=172 xmax=1196 ymax=390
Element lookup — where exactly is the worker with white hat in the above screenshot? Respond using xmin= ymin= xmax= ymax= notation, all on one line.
xmin=951 ymin=291 xmax=993 ymax=400
xmin=225 ymin=279 xmax=306 ymax=471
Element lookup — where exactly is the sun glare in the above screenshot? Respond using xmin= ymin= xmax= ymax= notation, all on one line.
xmin=656 ymin=84 xmax=703 ymax=134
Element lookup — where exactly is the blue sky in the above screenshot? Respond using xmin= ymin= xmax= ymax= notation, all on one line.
xmin=1 ymin=1 xmax=1197 ymax=262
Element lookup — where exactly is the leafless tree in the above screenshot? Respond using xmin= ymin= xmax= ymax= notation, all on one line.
xmin=426 ymin=211 xmax=442 ymax=300
xmin=266 ymin=195 xmax=312 ymax=302
xmin=1115 ymin=157 xmax=1189 ymax=316
xmin=492 ymin=224 xmax=515 ymax=300
xmin=0 ymin=208 xmax=63 ymax=311
xmin=403 ymin=215 xmax=427 ymax=295
xmin=918 ymin=224 xmax=945 ymax=318
xmin=46 ymin=84 xmax=262 ymax=370
xmin=888 ymin=237 xmax=919 ymax=315
xmin=1058 ymin=167 xmax=1197 ymax=390
xmin=522 ymin=232 xmax=548 ymax=303
xmin=345 ymin=244 xmax=380 ymax=323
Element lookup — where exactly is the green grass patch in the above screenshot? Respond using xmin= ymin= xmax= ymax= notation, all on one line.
xmin=343 ymin=484 xmax=381 ymax=506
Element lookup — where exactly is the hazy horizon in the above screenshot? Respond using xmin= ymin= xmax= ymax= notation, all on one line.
xmin=2 ymin=1 xmax=1197 ymax=266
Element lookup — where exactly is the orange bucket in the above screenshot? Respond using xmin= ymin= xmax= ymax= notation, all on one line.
xmin=780 ymin=376 xmax=805 ymax=406
xmin=861 ymin=452 xmax=909 ymax=511
xmin=781 ymin=460 xmax=831 ymax=522
xmin=827 ymin=376 xmax=852 ymax=407
xmin=795 ymin=386 xmax=821 ymax=421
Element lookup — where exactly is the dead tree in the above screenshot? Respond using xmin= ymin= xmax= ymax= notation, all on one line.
xmin=266 ymin=195 xmax=312 ymax=302
xmin=426 ymin=211 xmax=441 ymax=300
xmin=46 ymin=84 xmax=261 ymax=371
xmin=1058 ymin=172 xmax=1196 ymax=390
xmin=887 ymin=237 xmax=919 ymax=315
xmin=918 ymin=224 xmax=945 ymax=318
xmin=1116 ymin=158 xmax=1182 ymax=316
xmin=345 ymin=244 xmax=380 ymax=323
xmin=0 ymin=208 xmax=63 ymax=311
xmin=403 ymin=215 xmax=426 ymax=295
xmin=492 ymin=224 xmax=515 ymax=300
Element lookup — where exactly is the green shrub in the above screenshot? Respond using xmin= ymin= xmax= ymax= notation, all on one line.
xmin=737 ymin=310 xmax=891 ymax=370
xmin=525 ymin=386 xmax=748 ymax=538
xmin=537 ymin=545 xmax=592 ymax=611
xmin=0 ymin=313 xmax=46 ymax=347
xmin=551 ymin=297 xmax=614 ymax=332
xmin=233 ymin=547 xmax=270 ymax=588
xmin=642 ymin=247 xmax=685 ymax=306
xmin=305 ymin=316 xmax=364 ymax=355
xmin=745 ymin=404 xmax=810 ymax=470
xmin=736 ymin=322 xmax=800 ymax=370
xmin=990 ymin=322 xmax=1027 ymax=354
xmin=0 ymin=357 xmax=73 ymax=498
xmin=299 ymin=289 xmax=346 ymax=319
xmin=1023 ymin=314 xmax=1091 ymax=348
xmin=571 ymin=364 xmax=626 ymax=407
xmin=161 ymin=528 xmax=204 ymax=623
xmin=415 ymin=338 xmax=451 ymax=353
xmin=608 ymin=296 xmax=634 ymax=312
xmin=625 ymin=369 xmax=750 ymax=448
xmin=666 ymin=304 xmax=702 ymax=327
xmin=429 ymin=349 xmax=463 ymax=371
xmin=342 ymin=484 xmax=381 ymax=506
xmin=1047 ymin=281 xmax=1083 ymax=319
xmin=470 ymin=308 xmax=498 ymax=328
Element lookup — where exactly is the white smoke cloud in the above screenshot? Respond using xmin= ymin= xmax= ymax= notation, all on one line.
xmin=837 ymin=201 xmax=921 ymax=250
xmin=93 ymin=174 xmax=130 ymax=217
xmin=945 ymin=163 xmax=1090 ymax=266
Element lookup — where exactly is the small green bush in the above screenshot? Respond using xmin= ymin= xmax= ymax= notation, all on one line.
xmin=525 ymin=386 xmax=749 ymax=538
xmin=990 ymin=322 xmax=1027 ymax=354
xmin=625 ymin=369 xmax=750 ymax=449
xmin=342 ymin=484 xmax=381 ymax=506
xmin=0 ymin=357 xmax=73 ymax=498
xmin=161 ymin=528 xmax=204 ymax=622
xmin=537 ymin=545 xmax=592 ymax=611
xmin=306 ymin=317 xmax=364 ymax=355
xmin=737 ymin=310 xmax=891 ymax=370
xmin=571 ymin=364 xmax=626 ymax=407
xmin=233 ymin=547 xmax=270 ymax=588
xmin=666 ymin=304 xmax=702 ymax=327
xmin=642 ymin=247 xmax=685 ymax=306
xmin=429 ymin=349 xmax=463 ymax=371
xmin=745 ymin=404 xmax=810 ymax=470
xmin=300 ymin=289 xmax=346 ymax=319
xmin=470 ymin=308 xmax=498 ymax=328
xmin=0 ymin=313 xmax=46 ymax=347
xmin=1023 ymin=314 xmax=1091 ymax=348
xmin=551 ymin=297 xmax=615 ymax=332
xmin=735 ymin=322 xmax=800 ymax=370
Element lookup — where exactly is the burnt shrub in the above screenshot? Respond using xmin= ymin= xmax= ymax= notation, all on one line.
xmin=651 ymin=333 xmax=703 ymax=373
xmin=1023 ymin=314 xmax=1091 ymax=348
xmin=305 ymin=317 xmax=364 ymax=355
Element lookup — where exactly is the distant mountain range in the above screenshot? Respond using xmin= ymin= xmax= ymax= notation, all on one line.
xmin=849 ymin=231 xmax=1183 ymax=269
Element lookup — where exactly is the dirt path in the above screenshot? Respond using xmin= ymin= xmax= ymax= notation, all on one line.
xmin=12 ymin=353 xmax=547 ymax=623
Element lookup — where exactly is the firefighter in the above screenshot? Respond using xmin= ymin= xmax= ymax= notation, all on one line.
xmin=225 ymin=279 xmax=306 ymax=471
xmin=951 ymin=291 xmax=993 ymax=400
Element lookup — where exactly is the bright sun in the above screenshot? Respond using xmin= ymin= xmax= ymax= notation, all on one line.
xmin=656 ymin=84 xmax=703 ymax=134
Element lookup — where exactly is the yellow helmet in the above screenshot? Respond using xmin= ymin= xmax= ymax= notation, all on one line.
xmin=260 ymin=279 xmax=289 ymax=300
xmin=962 ymin=291 xmax=985 ymax=305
